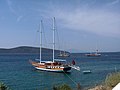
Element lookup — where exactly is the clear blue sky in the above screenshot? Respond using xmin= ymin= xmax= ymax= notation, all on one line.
xmin=0 ymin=0 xmax=120 ymax=52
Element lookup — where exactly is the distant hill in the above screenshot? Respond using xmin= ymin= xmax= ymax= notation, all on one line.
xmin=0 ymin=46 xmax=65 ymax=54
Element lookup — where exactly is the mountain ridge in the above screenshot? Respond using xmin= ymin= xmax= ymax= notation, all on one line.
xmin=0 ymin=46 xmax=66 ymax=54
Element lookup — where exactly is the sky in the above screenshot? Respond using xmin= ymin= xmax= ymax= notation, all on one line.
xmin=0 ymin=0 xmax=120 ymax=52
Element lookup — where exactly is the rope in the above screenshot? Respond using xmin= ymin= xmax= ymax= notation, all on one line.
xmin=41 ymin=21 xmax=48 ymax=48
xmin=63 ymin=71 xmax=77 ymax=86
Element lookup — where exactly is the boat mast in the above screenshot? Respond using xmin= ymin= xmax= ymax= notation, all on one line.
xmin=53 ymin=17 xmax=55 ymax=62
xmin=39 ymin=20 xmax=42 ymax=63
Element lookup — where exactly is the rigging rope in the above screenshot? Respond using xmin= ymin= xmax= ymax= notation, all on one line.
xmin=36 ymin=21 xmax=48 ymax=48
xmin=54 ymin=19 xmax=61 ymax=50
xmin=63 ymin=71 xmax=77 ymax=86
xmin=41 ymin=21 xmax=48 ymax=48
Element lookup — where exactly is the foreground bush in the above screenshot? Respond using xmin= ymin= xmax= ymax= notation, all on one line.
xmin=105 ymin=72 xmax=120 ymax=88
xmin=53 ymin=84 xmax=72 ymax=90
xmin=89 ymin=72 xmax=120 ymax=90
xmin=0 ymin=82 xmax=8 ymax=90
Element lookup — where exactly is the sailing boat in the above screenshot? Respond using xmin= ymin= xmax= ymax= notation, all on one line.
xmin=58 ymin=40 xmax=70 ymax=57
xmin=29 ymin=17 xmax=71 ymax=72
xmin=58 ymin=51 xmax=70 ymax=57
xmin=85 ymin=50 xmax=101 ymax=57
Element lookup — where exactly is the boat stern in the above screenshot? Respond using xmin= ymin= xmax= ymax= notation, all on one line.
xmin=63 ymin=66 xmax=71 ymax=72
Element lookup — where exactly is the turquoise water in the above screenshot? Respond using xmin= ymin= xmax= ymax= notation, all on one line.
xmin=0 ymin=52 xmax=120 ymax=90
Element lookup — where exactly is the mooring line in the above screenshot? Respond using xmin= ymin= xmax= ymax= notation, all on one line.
xmin=63 ymin=71 xmax=77 ymax=86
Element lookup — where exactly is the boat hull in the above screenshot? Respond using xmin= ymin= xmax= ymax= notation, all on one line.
xmin=58 ymin=54 xmax=70 ymax=57
xmin=85 ymin=54 xmax=101 ymax=57
xmin=83 ymin=70 xmax=91 ymax=74
xmin=35 ymin=67 xmax=71 ymax=72
xmin=29 ymin=60 xmax=71 ymax=73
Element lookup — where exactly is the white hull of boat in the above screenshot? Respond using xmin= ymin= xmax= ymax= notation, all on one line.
xmin=83 ymin=70 xmax=91 ymax=74
xmin=58 ymin=54 xmax=70 ymax=57
xmin=35 ymin=67 xmax=64 ymax=72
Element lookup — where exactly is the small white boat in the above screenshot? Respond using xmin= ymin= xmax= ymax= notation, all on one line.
xmin=83 ymin=70 xmax=91 ymax=74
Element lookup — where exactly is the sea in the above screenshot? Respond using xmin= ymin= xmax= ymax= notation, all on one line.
xmin=0 ymin=52 xmax=120 ymax=90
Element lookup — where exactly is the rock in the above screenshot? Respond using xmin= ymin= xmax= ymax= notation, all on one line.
xmin=88 ymin=85 xmax=112 ymax=90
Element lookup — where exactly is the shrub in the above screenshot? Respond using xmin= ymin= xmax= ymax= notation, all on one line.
xmin=0 ymin=82 xmax=8 ymax=90
xmin=105 ymin=72 xmax=120 ymax=88
xmin=53 ymin=84 xmax=72 ymax=90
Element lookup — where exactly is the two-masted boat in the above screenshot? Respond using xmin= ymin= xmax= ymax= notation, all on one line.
xmin=58 ymin=51 xmax=70 ymax=57
xmin=29 ymin=17 xmax=71 ymax=72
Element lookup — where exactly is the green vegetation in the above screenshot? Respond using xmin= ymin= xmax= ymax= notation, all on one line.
xmin=89 ymin=72 xmax=120 ymax=90
xmin=105 ymin=72 xmax=120 ymax=88
xmin=0 ymin=82 xmax=9 ymax=90
xmin=53 ymin=84 xmax=72 ymax=90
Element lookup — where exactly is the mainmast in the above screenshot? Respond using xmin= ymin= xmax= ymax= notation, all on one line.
xmin=53 ymin=17 xmax=55 ymax=62
xmin=39 ymin=20 xmax=42 ymax=63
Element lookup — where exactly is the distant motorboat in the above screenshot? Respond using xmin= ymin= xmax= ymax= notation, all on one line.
xmin=85 ymin=50 xmax=101 ymax=57
xmin=85 ymin=53 xmax=101 ymax=57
